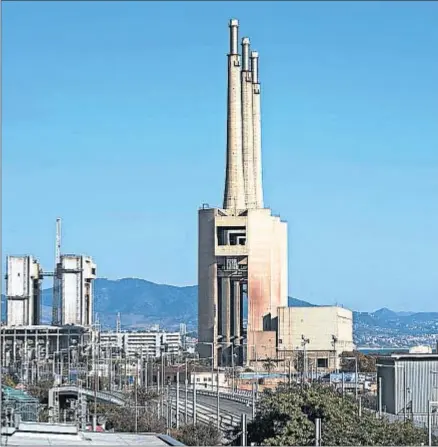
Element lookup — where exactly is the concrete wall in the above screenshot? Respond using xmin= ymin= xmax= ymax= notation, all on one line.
xmin=247 ymin=330 xmax=277 ymax=361
xmin=198 ymin=209 xmax=218 ymax=362
xmin=277 ymin=306 xmax=354 ymax=354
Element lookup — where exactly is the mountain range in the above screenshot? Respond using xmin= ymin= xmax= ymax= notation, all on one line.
xmin=1 ymin=278 xmax=437 ymax=343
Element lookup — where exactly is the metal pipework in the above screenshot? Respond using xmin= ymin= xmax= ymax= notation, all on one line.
xmin=251 ymin=51 xmax=259 ymax=84
xmin=229 ymin=19 xmax=239 ymax=55
xmin=241 ymin=37 xmax=250 ymax=71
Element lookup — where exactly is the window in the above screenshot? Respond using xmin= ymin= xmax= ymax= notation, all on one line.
xmin=317 ymin=358 xmax=328 ymax=368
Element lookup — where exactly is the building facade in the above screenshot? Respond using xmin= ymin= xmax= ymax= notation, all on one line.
xmin=377 ymin=353 xmax=438 ymax=426
xmin=276 ymin=306 xmax=354 ymax=371
xmin=99 ymin=330 xmax=181 ymax=358
xmin=5 ymin=256 xmax=43 ymax=327
xmin=52 ymin=254 xmax=96 ymax=327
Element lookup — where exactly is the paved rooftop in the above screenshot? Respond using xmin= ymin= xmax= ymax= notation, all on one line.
xmin=2 ymin=430 xmax=184 ymax=446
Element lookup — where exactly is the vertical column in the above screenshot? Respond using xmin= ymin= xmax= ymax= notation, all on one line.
xmin=232 ymin=280 xmax=241 ymax=339
xmin=221 ymin=277 xmax=231 ymax=344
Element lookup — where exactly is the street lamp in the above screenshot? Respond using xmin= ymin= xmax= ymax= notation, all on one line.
xmin=301 ymin=335 xmax=310 ymax=383
xmin=428 ymin=400 xmax=438 ymax=446
xmin=331 ymin=335 xmax=338 ymax=373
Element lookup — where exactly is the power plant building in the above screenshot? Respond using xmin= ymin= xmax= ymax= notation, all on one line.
xmin=277 ymin=306 xmax=354 ymax=370
xmin=198 ymin=19 xmax=288 ymax=367
xmin=5 ymin=256 xmax=43 ymax=327
xmin=52 ymin=254 xmax=96 ymax=327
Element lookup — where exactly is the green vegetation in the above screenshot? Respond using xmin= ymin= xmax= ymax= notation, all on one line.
xmin=262 ymin=358 xmax=276 ymax=374
xmin=242 ymin=384 xmax=431 ymax=446
xmin=340 ymin=351 xmax=377 ymax=373
xmin=26 ymin=380 xmax=54 ymax=404
xmin=171 ymin=423 xmax=221 ymax=446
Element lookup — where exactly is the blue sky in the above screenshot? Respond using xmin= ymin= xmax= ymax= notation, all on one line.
xmin=2 ymin=1 xmax=437 ymax=312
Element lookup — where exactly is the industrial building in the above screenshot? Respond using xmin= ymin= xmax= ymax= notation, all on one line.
xmin=377 ymin=353 xmax=438 ymax=426
xmin=4 ymin=219 xmax=97 ymax=329
xmin=2 ymin=219 xmax=97 ymax=384
xmin=276 ymin=306 xmax=355 ymax=371
xmin=198 ymin=19 xmax=288 ymax=368
xmin=52 ymin=254 xmax=96 ymax=326
xmin=99 ymin=330 xmax=181 ymax=358
xmin=0 ymin=324 xmax=90 ymax=372
xmin=5 ymin=256 xmax=43 ymax=327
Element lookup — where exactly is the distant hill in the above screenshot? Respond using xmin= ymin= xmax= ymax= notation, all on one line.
xmin=2 ymin=279 xmax=437 ymax=342
xmin=1 ymin=278 xmax=313 ymax=330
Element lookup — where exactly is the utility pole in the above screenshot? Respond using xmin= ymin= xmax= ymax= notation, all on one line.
xmin=93 ymin=339 xmax=97 ymax=431
xmin=193 ymin=369 xmax=197 ymax=425
xmin=428 ymin=400 xmax=431 ymax=447
xmin=315 ymin=418 xmax=322 ymax=446
xmin=355 ymin=355 xmax=358 ymax=400
xmin=252 ymin=382 xmax=256 ymax=420
xmin=231 ymin=343 xmax=235 ymax=395
xmin=241 ymin=414 xmax=247 ymax=446
xmin=378 ymin=376 xmax=382 ymax=417
xmin=302 ymin=335 xmax=310 ymax=383
xmin=185 ymin=359 xmax=188 ymax=424
xmin=341 ymin=372 xmax=345 ymax=398
xmin=176 ymin=365 xmax=180 ymax=429
xmin=134 ymin=374 xmax=138 ymax=433
xmin=216 ymin=366 xmax=220 ymax=429
xmin=0 ymin=308 xmax=3 ymax=447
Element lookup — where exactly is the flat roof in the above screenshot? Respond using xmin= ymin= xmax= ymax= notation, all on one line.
xmin=378 ymin=353 xmax=438 ymax=361
xmin=3 ymin=431 xmax=184 ymax=446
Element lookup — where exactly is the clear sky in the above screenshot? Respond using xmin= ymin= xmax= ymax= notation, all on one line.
xmin=2 ymin=1 xmax=437 ymax=312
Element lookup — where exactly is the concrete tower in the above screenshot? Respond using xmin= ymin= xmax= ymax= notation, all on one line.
xmin=223 ymin=19 xmax=245 ymax=210
xmin=241 ymin=37 xmax=256 ymax=209
xmin=53 ymin=254 xmax=96 ymax=327
xmin=251 ymin=51 xmax=264 ymax=208
xmin=198 ymin=19 xmax=288 ymax=367
xmin=5 ymin=256 xmax=43 ymax=326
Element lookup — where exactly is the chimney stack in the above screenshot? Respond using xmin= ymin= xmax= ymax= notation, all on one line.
xmin=223 ymin=19 xmax=245 ymax=210
xmin=241 ymin=37 xmax=256 ymax=209
xmin=251 ymin=51 xmax=264 ymax=208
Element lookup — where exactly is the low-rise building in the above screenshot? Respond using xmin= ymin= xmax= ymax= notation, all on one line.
xmin=276 ymin=306 xmax=354 ymax=371
xmin=377 ymin=353 xmax=438 ymax=427
xmin=99 ymin=330 xmax=181 ymax=358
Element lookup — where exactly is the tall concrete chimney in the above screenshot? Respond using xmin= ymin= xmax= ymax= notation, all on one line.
xmin=223 ymin=19 xmax=245 ymax=210
xmin=241 ymin=37 xmax=256 ymax=209
xmin=251 ymin=51 xmax=264 ymax=208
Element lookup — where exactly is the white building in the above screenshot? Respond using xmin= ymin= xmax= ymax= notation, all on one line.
xmin=52 ymin=255 xmax=96 ymax=327
xmin=5 ymin=256 xmax=43 ymax=326
xmin=191 ymin=369 xmax=228 ymax=390
xmin=277 ymin=306 xmax=355 ymax=371
xmin=99 ymin=330 xmax=181 ymax=358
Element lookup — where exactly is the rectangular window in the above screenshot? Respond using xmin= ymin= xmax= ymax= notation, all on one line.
xmin=317 ymin=358 xmax=328 ymax=368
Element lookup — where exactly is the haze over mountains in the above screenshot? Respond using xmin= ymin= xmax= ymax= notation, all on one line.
xmin=1 ymin=278 xmax=437 ymax=345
